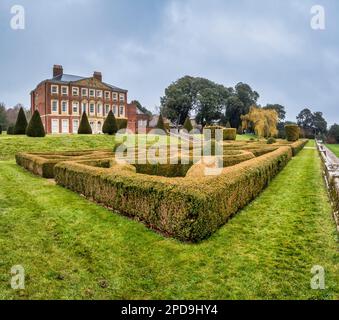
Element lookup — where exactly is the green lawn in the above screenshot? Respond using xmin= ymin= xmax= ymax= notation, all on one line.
xmin=326 ymin=144 xmax=339 ymax=157
xmin=0 ymin=134 xmax=177 ymax=160
xmin=0 ymin=137 xmax=337 ymax=299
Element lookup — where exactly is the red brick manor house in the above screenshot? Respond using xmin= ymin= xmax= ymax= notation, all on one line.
xmin=30 ymin=65 xmax=149 ymax=134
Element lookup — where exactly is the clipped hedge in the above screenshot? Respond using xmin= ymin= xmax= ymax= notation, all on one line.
xmin=285 ymin=125 xmax=300 ymax=142
xmin=117 ymin=119 xmax=128 ymax=131
xmin=290 ymin=140 xmax=309 ymax=156
xmin=54 ymin=146 xmax=292 ymax=242
xmin=15 ymin=150 xmax=114 ymax=178
xmin=223 ymin=128 xmax=237 ymax=141
xmin=203 ymin=126 xmax=224 ymax=140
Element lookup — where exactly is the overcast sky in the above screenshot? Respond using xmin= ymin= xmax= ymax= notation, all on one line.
xmin=0 ymin=0 xmax=338 ymax=124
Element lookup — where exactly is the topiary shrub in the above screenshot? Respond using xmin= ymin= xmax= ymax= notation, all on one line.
xmin=204 ymin=125 xmax=224 ymax=140
xmin=267 ymin=137 xmax=276 ymax=144
xmin=7 ymin=126 xmax=14 ymax=135
xmin=102 ymin=111 xmax=118 ymax=135
xmin=78 ymin=112 xmax=92 ymax=134
xmin=183 ymin=117 xmax=193 ymax=132
xmin=26 ymin=110 xmax=46 ymax=137
xmin=223 ymin=128 xmax=237 ymax=141
xmin=285 ymin=125 xmax=300 ymax=142
xmin=14 ymin=107 xmax=28 ymax=135
xmin=116 ymin=119 xmax=128 ymax=131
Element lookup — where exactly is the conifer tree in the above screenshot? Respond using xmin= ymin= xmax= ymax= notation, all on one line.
xmin=103 ymin=111 xmax=118 ymax=135
xmin=26 ymin=110 xmax=46 ymax=137
xmin=78 ymin=112 xmax=92 ymax=134
xmin=156 ymin=114 xmax=167 ymax=134
xmin=14 ymin=107 xmax=28 ymax=135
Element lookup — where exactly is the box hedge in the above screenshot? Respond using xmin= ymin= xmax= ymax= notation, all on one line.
xmin=16 ymin=150 xmax=114 ymax=178
xmin=54 ymin=146 xmax=293 ymax=242
xmin=203 ymin=126 xmax=224 ymax=140
xmin=223 ymin=128 xmax=237 ymax=141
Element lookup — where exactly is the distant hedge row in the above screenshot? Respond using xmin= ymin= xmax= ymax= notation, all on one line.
xmin=204 ymin=126 xmax=237 ymax=141
xmin=53 ymin=146 xmax=293 ymax=242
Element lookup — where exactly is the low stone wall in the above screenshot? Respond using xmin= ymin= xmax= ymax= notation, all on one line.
xmin=317 ymin=141 xmax=339 ymax=230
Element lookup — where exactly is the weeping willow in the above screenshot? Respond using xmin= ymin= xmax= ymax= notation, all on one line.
xmin=241 ymin=106 xmax=278 ymax=138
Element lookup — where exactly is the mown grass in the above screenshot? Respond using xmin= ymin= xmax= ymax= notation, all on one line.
xmin=0 ymin=134 xmax=176 ymax=160
xmin=0 ymin=137 xmax=338 ymax=300
xmin=326 ymin=144 xmax=339 ymax=157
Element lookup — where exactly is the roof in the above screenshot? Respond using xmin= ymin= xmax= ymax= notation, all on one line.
xmin=136 ymin=107 xmax=146 ymax=115
xmin=52 ymin=74 xmax=85 ymax=82
xmin=45 ymin=73 xmax=128 ymax=93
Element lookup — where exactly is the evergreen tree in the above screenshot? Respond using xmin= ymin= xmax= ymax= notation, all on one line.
xmin=7 ymin=126 xmax=14 ymax=135
xmin=183 ymin=117 xmax=193 ymax=132
xmin=14 ymin=107 xmax=28 ymax=135
xmin=156 ymin=114 xmax=167 ymax=133
xmin=78 ymin=112 xmax=92 ymax=134
xmin=103 ymin=111 xmax=118 ymax=135
xmin=26 ymin=110 xmax=46 ymax=137
xmin=0 ymin=125 xmax=2 ymax=134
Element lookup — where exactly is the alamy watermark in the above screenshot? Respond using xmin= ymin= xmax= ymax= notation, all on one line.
xmin=10 ymin=5 xmax=25 ymax=30
xmin=10 ymin=265 xmax=25 ymax=290
xmin=310 ymin=265 xmax=325 ymax=290
xmin=114 ymin=129 xmax=224 ymax=176
xmin=310 ymin=5 xmax=325 ymax=30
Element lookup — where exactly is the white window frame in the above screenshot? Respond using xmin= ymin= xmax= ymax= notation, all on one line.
xmin=112 ymin=92 xmax=118 ymax=101
xmin=89 ymin=102 xmax=95 ymax=115
xmin=96 ymin=90 xmax=103 ymax=98
xmin=105 ymin=91 xmax=110 ymax=100
xmin=62 ymin=119 xmax=69 ymax=134
xmin=51 ymin=100 xmax=59 ymax=114
xmin=119 ymin=93 xmax=125 ymax=102
xmin=113 ymin=105 xmax=117 ymax=116
xmin=61 ymin=101 xmax=68 ymax=114
xmin=89 ymin=89 xmax=95 ymax=97
xmin=81 ymin=101 xmax=88 ymax=114
xmin=72 ymin=101 xmax=79 ymax=115
xmin=97 ymin=103 xmax=102 ymax=115
xmin=51 ymin=119 xmax=59 ymax=134
xmin=72 ymin=119 xmax=79 ymax=134
xmin=81 ymin=88 xmax=88 ymax=97
xmin=72 ymin=87 xmax=79 ymax=96
xmin=105 ymin=104 xmax=110 ymax=115
xmin=119 ymin=105 xmax=125 ymax=117
xmin=51 ymin=85 xmax=59 ymax=95
xmin=61 ymin=86 xmax=68 ymax=96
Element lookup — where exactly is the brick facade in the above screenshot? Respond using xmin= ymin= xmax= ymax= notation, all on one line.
xmin=30 ymin=65 xmax=148 ymax=134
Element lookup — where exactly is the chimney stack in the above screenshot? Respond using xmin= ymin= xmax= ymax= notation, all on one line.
xmin=93 ymin=71 xmax=102 ymax=82
xmin=53 ymin=65 xmax=63 ymax=78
